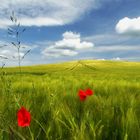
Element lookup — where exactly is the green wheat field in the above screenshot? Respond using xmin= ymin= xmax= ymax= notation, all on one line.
xmin=0 ymin=60 xmax=140 ymax=140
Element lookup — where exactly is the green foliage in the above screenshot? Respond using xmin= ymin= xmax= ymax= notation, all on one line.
xmin=0 ymin=60 xmax=140 ymax=140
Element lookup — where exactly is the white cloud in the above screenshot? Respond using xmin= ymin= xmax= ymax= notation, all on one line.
xmin=0 ymin=0 xmax=98 ymax=28
xmin=0 ymin=54 xmax=8 ymax=59
xmin=112 ymin=57 xmax=121 ymax=61
xmin=0 ymin=41 xmax=33 ymax=61
xmin=90 ymin=45 xmax=140 ymax=52
xmin=116 ymin=17 xmax=140 ymax=35
xmin=0 ymin=49 xmax=24 ymax=60
xmin=97 ymin=58 xmax=105 ymax=61
xmin=84 ymin=34 xmax=133 ymax=46
xmin=42 ymin=48 xmax=78 ymax=57
xmin=42 ymin=31 xmax=94 ymax=57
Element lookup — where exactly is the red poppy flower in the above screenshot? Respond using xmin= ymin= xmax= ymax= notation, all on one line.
xmin=85 ymin=88 xmax=93 ymax=96
xmin=17 ymin=107 xmax=31 ymax=127
xmin=78 ymin=90 xmax=87 ymax=101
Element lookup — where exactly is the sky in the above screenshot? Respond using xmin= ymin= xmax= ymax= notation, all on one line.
xmin=0 ymin=0 xmax=140 ymax=66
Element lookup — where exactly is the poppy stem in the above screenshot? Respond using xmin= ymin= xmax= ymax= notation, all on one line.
xmin=9 ymin=126 xmax=26 ymax=140
xmin=78 ymin=102 xmax=83 ymax=129
xmin=32 ymin=117 xmax=47 ymax=136
xmin=14 ymin=95 xmax=20 ymax=108
xmin=28 ymin=127 xmax=34 ymax=140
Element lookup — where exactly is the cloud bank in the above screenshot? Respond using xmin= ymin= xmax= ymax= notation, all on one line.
xmin=42 ymin=31 xmax=94 ymax=57
xmin=0 ymin=0 xmax=98 ymax=28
